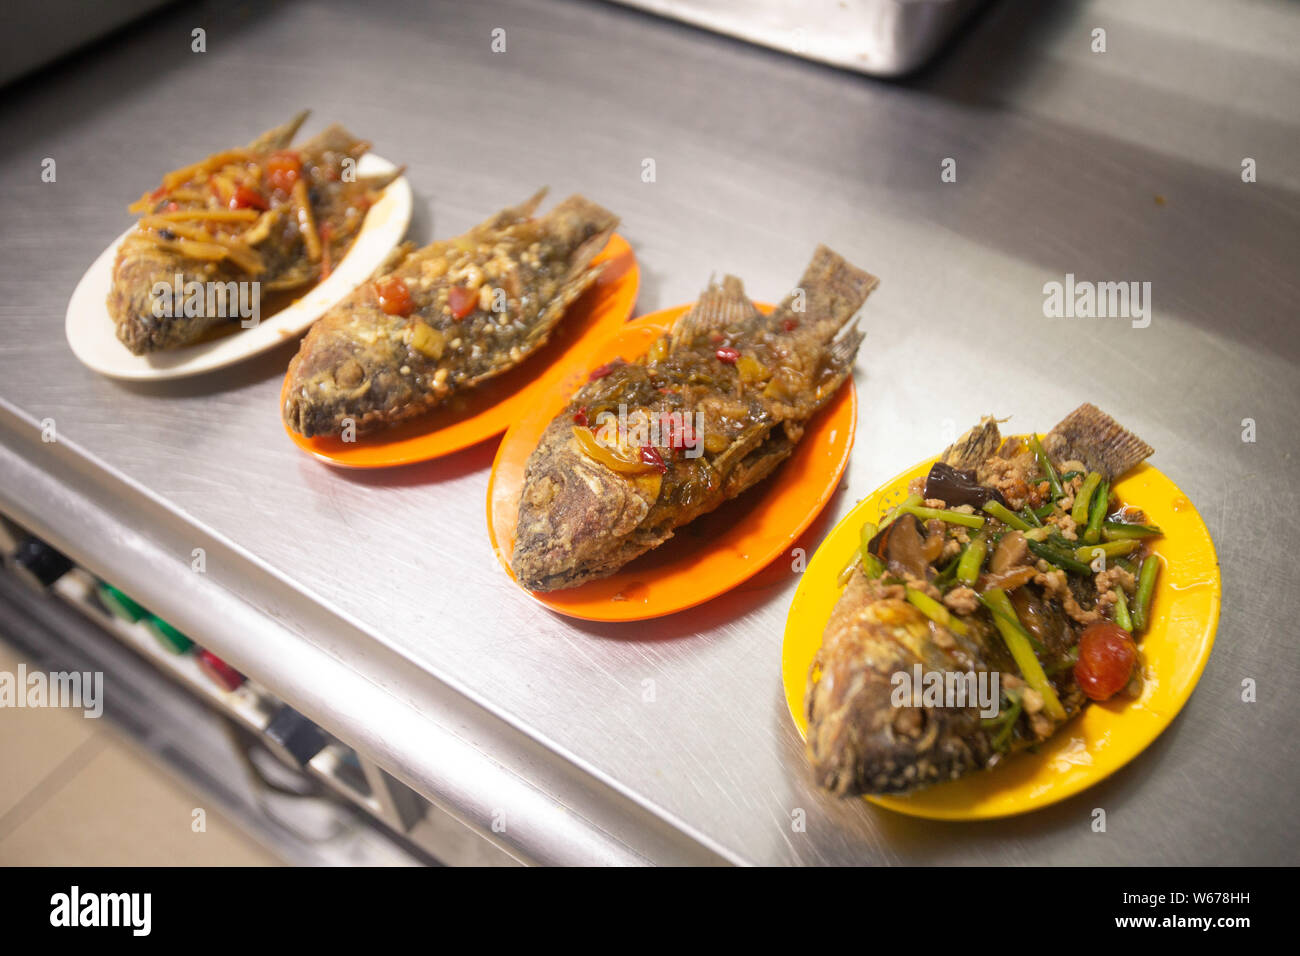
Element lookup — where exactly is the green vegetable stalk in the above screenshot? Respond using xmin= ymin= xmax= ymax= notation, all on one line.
xmin=1132 ymin=555 xmax=1160 ymax=633
xmin=956 ymin=535 xmax=987 ymax=586
xmin=905 ymin=586 xmax=969 ymax=636
xmin=898 ymin=503 xmax=985 ymax=529
xmin=1030 ymin=434 xmax=1064 ymax=500
xmin=1072 ymin=471 xmax=1102 ymax=525
xmin=982 ymin=500 xmax=1033 ymax=532
xmin=1074 ymin=538 xmax=1139 ymax=564
xmin=981 ymin=588 xmax=1066 ymax=720
xmin=859 ymin=521 xmax=884 ymax=578
xmin=1114 ymin=589 xmax=1133 ymax=631
xmin=1083 ymin=479 xmax=1109 ymax=544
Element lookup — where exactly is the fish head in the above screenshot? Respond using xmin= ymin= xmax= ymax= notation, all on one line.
xmin=510 ymin=425 xmax=665 ymax=592
xmin=806 ymin=581 xmax=990 ymax=796
xmin=281 ymin=308 xmax=427 ymax=438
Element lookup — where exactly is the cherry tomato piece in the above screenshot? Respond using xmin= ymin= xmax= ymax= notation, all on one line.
xmin=573 ymin=407 xmax=589 ymax=427
xmin=266 ymin=150 xmax=302 ymax=194
xmin=715 ymin=346 xmax=740 ymax=364
xmin=782 ymin=318 xmax=800 ymax=332
xmin=447 ymin=286 xmax=478 ymax=320
xmin=374 ymin=276 xmax=414 ymax=317
xmin=230 ymin=185 xmax=268 ymax=211
xmin=1074 ymin=621 xmax=1138 ymax=701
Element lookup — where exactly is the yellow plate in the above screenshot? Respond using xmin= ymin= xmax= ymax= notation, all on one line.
xmin=781 ymin=450 xmax=1221 ymax=820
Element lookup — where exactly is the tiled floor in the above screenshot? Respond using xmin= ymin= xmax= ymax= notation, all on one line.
xmin=0 ymin=641 xmax=281 ymax=866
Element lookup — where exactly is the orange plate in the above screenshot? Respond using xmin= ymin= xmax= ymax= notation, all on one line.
xmin=280 ymin=234 xmax=639 ymax=467
xmin=487 ymin=303 xmax=858 ymax=622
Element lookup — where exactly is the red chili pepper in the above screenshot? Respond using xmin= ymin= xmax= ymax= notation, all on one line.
xmin=782 ymin=318 xmax=800 ymax=332
xmin=715 ymin=346 xmax=740 ymax=364
xmin=374 ymin=276 xmax=414 ymax=317
xmin=640 ymin=445 xmax=667 ymax=473
xmin=447 ymin=285 xmax=478 ymax=320
xmin=573 ymin=406 xmax=589 ymax=427
xmin=659 ymin=413 xmax=695 ymax=450
xmin=230 ymin=185 xmax=268 ymax=211
xmin=588 ymin=362 xmax=617 ymax=381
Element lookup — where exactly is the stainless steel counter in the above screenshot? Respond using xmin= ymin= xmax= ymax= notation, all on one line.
xmin=1 ymin=0 xmax=1297 ymax=865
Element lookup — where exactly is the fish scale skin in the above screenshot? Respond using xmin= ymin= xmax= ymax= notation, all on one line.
xmin=806 ymin=404 xmax=1150 ymax=797
xmin=807 ymin=578 xmax=999 ymax=796
xmin=511 ymin=247 xmax=878 ymax=592
xmin=108 ymin=117 xmax=389 ymax=354
xmin=282 ymin=192 xmax=618 ymax=438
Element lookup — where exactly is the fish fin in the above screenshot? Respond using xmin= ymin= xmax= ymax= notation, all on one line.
xmin=1043 ymin=403 xmax=1153 ymax=480
xmin=722 ymin=430 xmax=796 ymax=499
xmin=370 ymin=241 xmax=418 ymax=280
xmin=707 ymin=420 xmax=775 ymax=478
xmin=943 ymin=416 xmax=1003 ymax=470
xmin=827 ymin=321 xmax=864 ymax=372
xmin=475 ymin=187 xmax=550 ymax=233
xmin=768 ymin=245 xmax=879 ymax=341
xmin=248 ymin=110 xmax=310 ymax=152
xmin=670 ymin=274 xmax=762 ymax=352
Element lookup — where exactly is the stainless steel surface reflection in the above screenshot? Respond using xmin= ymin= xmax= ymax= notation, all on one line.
xmin=0 ymin=0 xmax=1296 ymax=864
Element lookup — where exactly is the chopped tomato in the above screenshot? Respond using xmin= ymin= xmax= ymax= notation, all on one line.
xmin=230 ymin=185 xmax=268 ymax=211
xmin=588 ymin=362 xmax=617 ymax=381
xmin=715 ymin=346 xmax=740 ymax=364
xmin=447 ymin=286 xmax=478 ymax=320
xmin=374 ymin=276 xmax=414 ymax=317
xmin=266 ymin=150 xmax=302 ymax=194
xmin=1074 ymin=621 xmax=1138 ymax=701
xmin=782 ymin=318 xmax=800 ymax=332
xmin=165 ymin=201 xmax=180 ymax=212
xmin=573 ymin=406 xmax=589 ymax=427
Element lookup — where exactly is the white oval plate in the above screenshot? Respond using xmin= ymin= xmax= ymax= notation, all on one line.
xmin=65 ymin=154 xmax=411 ymax=380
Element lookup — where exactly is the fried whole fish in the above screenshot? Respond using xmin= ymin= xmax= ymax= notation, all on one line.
xmin=282 ymin=190 xmax=618 ymax=438
xmin=511 ymin=246 xmax=878 ymax=592
xmin=110 ymin=112 xmax=398 ymax=354
xmin=806 ymin=406 xmax=1158 ymax=797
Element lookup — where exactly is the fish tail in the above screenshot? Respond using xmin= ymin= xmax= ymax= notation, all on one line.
xmin=817 ymin=322 xmax=865 ymax=402
xmin=827 ymin=321 xmax=864 ymax=372
xmin=1043 ymin=403 xmax=1153 ymax=480
xmin=248 ymin=110 xmax=310 ymax=153
xmin=769 ymin=244 xmax=879 ymax=342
